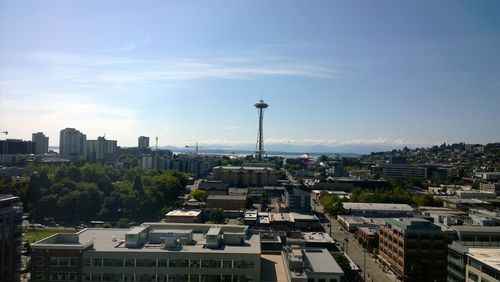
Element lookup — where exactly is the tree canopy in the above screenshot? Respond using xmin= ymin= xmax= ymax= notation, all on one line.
xmin=7 ymin=164 xmax=189 ymax=225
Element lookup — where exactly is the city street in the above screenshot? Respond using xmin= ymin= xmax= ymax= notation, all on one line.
xmin=323 ymin=214 xmax=397 ymax=282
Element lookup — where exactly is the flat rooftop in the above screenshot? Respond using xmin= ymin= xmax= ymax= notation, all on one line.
xmin=34 ymin=223 xmax=260 ymax=255
xmin=343 ymin=202 xmax=414 ymax=212
xmin=261 ymin=254 xmax=288 ymax=282
xmin=357 ymin=226 xmax=379 ymax=235
xmin=215 ymin=166 xmax=275 ymax=171
xmin=468 ymin=248 xmax=500 ymax=271
xmin=301 ymin=232 xmax=334 ymax=243
xmin=166 ymin=210 xmax=202 ymax=217
xmin=207 ymin=195 xmax=246 ymax=200
xmin=303 ymin=248 xmax=343 ymax=274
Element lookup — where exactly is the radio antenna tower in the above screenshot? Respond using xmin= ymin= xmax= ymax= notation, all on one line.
xmin=254 ymin=99 xmax=269 ymax=161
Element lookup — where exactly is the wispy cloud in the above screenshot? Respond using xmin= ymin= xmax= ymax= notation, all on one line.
xmin=0 ymin=50 xmax=344 ymax=145
xmin=15 ymin=50 xmax=339 ymax=88
xmin=110 ymin=37 xmax=150 ymax=52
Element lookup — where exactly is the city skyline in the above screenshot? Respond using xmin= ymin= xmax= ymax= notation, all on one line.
xmin=1 ymin=1 xmax=500 ymax=151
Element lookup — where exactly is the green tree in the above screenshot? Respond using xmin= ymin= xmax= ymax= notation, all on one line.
xmin=189 ymin=189 xmax=207 ymax=201
xmin=25 ymin=175 xmax=41 ymax=213
xmin=117 ymin=218 xmax=130 ymax=228
xmin=133 ymin=175 xmax=144 ymax=195
xmin=210 ymin=209 xmax=226 ymax=224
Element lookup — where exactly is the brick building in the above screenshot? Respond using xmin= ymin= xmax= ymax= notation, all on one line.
xmin=379 ymin=218 xmax=448 ymax=282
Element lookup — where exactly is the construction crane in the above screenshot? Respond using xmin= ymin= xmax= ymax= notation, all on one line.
xmin=185 ymin=142 xmax=201 ymax=155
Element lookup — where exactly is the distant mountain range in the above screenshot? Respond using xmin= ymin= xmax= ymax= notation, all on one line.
xmin=159 ymin=143 xmax=414 ymax=156
xmin=48 ymin=143 xmax=426 ymax=157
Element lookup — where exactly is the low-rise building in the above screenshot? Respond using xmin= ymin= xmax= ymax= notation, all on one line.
xmin=480 ymin=182 xmax=500 ymax=196
xmin=165 ymin=210 xmax=202 ymax=223
xmin=465 ymin=248 xmax=500 ymax=282
xmin=212 ymin=166 xmax=277 ymax=187
xmin=283 ymin=185 xmax=311 ymax=212
xmin=284 ymin=246 xmax=344 ymax=282
xmin=206 ymin=195 xmax=246 ymax=210
xmin=31 ymin=223 xmax=261 ymax=282
xmin=356 ymin=227 xmax=379 ymax=250
xmin=456 ymin=190 xmax=496 ymax=199
xmin=447 ymin=241 xmax=500 ymax=282
xmin=337 ymin=216 xmax=385 ymax=232
xmin=342 ymin=202 xmax=414 ymax=217
xmin=196 ymin=180 xmax=229 ymax=196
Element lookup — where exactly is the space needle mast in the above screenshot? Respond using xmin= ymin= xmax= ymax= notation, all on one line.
xmin=255 ymin=99 xmax=269 ymax=161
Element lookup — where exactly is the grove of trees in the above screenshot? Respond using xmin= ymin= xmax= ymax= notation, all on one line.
xmin=0 ymin=164 xmax=189 ymax=225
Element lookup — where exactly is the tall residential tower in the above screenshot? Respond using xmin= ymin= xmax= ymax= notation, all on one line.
xmin=32 ymin=132 xmax=49 ymax=154
xmin=138 ymin=136 xmax=150 ymax=148
xmin=59 ymin=128 xmax=86 ymax=159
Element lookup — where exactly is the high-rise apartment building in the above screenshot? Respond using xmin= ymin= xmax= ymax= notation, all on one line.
xmin=86 ymin=136 xmax=117 ymax=163
xmin=0 ymin=139 xmax=35 ymax=155
xmin=379 ymin=218 xmax=448 ymax=282
xmin=138 ymin=136 xmax=150 ymax=148
xmin=0 ymin=195 xmax=22 ymax=282
xmin=59 ymin=128 xmax=86 ymax=159
xmin=32 ymin=132 xmax=49 ymax=154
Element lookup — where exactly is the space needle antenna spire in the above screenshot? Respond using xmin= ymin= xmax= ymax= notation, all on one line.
xmin=254 ymin=99 xmax=269 ymax=161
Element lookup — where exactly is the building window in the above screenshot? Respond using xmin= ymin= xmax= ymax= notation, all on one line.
xmin=168 ymin=274 xmax=188 ymax=282
xmin=136 ymin=259 xmax=156 ymax=267
xmin=125 ymin=259 xmax=135 ymax=267
xmin=34 ymin=272 xmax=44 ymax=281
xmin=35 ymin=256 xmax=45 ymax=266
xmin=222 ymin=260 xmax=232 ymax=268
xmin=137 ymin=274 xmax=155 ymax=282
xmin=200 ymin=275 xmax=221 ymax=282
xmin=158 ymin=259 xmax=168 ymax=267
xmin=201 ymin=260 xmax=221 ymax=268
xmin=124 ymin=274 xmax=134 ymax=282
xmin=468 ymin=272 xmax=479 ymax=282
xmin=190 ymin=259 xmax=200 ymax=268
xmin=49 ymin=257 xmax=78 ymax=267
xmin=93 ymin=258 xmax=102 ymax=267
xmin=169 ymin=259 xmax=189 ymax=268
xmin=49 ymin=272 xmax=77 ymax=281
xmin=102 ymin=273 xmax=122 ymax=282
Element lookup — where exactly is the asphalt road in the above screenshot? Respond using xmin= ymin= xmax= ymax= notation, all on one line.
xmin=323 ymin=214 xmax=397 ymax=282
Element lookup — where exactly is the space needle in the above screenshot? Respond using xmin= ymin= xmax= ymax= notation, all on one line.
xmin=254 ymin=99 xmax=269 ymax=161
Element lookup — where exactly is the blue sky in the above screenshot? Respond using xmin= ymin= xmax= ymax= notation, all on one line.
xmin=1 ymin=1 xmax=499 ymax=150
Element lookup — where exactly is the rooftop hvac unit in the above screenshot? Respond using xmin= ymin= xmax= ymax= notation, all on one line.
xmin=206 ymin=226 xmax=222 ymax=249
